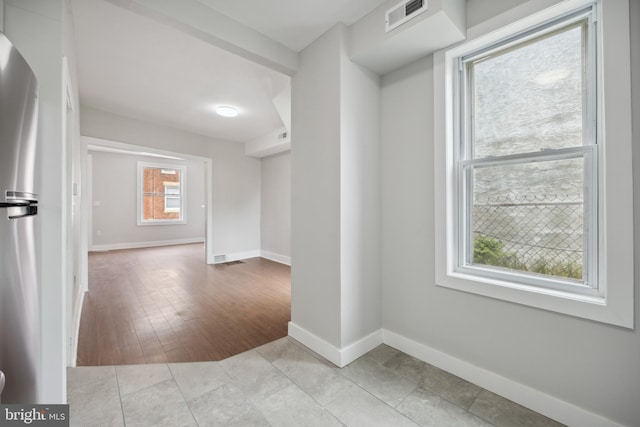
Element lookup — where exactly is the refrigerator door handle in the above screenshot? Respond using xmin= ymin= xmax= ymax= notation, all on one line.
xmin=3 ymin=204 xmax=37 ymax=219
xmin=5 ymin=191 xmax=38 ymax=204
xmin=0 ymin=370 xmax=4 ymax=398
xmin=0 ymin=202 xmax=30 ymax=207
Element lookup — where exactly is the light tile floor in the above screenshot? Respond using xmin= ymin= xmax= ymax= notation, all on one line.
xmin=67 ymin=337 xmax=564 ymax=427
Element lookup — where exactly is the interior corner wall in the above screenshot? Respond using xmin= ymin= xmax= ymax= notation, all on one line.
xmin=260 ymin=151 xmax=291 ymax=263
xmin=80 ymin=106 xmax=261 ymax=258
xmin=291 ymin=24 xmax=343 ymax=348
xmin=290 ymin=23 xmax=382 ymax=360
xmin=90 ymin=151 xmax=205 ymax=249
xmin=4 ymin=0 xmax=66 ymax=403
xmin=339 ymin=39 xmax=382 ymax=347
xmin=380 ymin=1 xmax=640 ymax=426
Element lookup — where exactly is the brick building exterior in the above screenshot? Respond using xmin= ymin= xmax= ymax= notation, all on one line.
xmin=142 ymin=166 xmax=182 ymax=221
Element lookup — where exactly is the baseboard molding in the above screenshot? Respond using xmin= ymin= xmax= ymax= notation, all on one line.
xmin=212 ymin=250 xmax=262 ymax=264
xmin=381 ymin=329 xmax=621 ymax=427
xmin=90 ymin=238 xmax=205 ymax=252
xmin=341 ymin=330 xmax=383 ymax=366
xmin=261 ymin=250 xmax=291 ymax=266
xmin=288 ymin=322 xmax=382 ymax=367
xmin=287 ymin=324 xmax=619 ymax=426
xmin=69 ymin=290 xmax=85 ymax=368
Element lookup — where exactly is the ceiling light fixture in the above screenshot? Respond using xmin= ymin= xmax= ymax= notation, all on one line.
xmin=215 ymin=106 xmax=239 ymax=118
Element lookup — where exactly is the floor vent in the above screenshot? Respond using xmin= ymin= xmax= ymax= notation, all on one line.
xmin=214 ymin=254 xmax=226 ymax=263
xmin=223 ymin=260 xmax=245 ymax=266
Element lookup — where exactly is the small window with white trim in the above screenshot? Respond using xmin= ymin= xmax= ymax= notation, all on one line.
xmin=456 ymin=7 xmax=597 ymax=294
xmin=137 ymin=162 xmax=186 ymax=225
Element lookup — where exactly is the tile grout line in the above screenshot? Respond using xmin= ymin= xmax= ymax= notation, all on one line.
xmin=332 ymin=360 xmax=423 ymax=426
xmin=259 ymin=348 xmax=349 ymax=426
xmin=165 ymin=362 xmax=202 ymax=426
xmin=466 ymin=388 xmax=499 ymax=427
xmin=217 ymin=351 xmax=276 ymax=425
xmin=112 ymin=365 xmax=128 ymax=427
xmin=346 ymin=349 xmax=495 ymax=426
xmin=261 ymin=343 xmax=419 ymax=426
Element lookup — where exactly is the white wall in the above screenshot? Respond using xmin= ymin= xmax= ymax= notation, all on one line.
xmin=4 ymin=0 xmax=68 ymax=403
xmin=90 ymin=151 xmax=205 ymax=249
xmin=465 ymin=0 xmax=529 ymax=28
xmin=261 ymin=151 xmax=291 ymax=264
xmin=291 ymin=24 xmax=343 ymax=348
xmin=339 ymin=39 xmax=381 ymax=348
xmin=290 ymin=23 xmax=382 ymax=364
xmin=379 ymin=1 xmax=640 ymax=426
xmin=80 ymin=106 xmax=261 ymax=260
xmin=62 ymin=0 xmax=85 ymax=369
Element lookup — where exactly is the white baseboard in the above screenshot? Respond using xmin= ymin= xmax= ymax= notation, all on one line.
xmin=212 ymin=250 xmax=262 ymax=264
xmin=261 ymin=250 xmax=291 ymax=266
xmin=341 ymin=330 xmax=383 ymax=366
xmin=69 ymin=290 xmax=85 ymax=368
xmin=90 ymin=237 xmax=204 ymax=252
xmin=288 ymin=322 xmax=382 ymax=367
xmin=287 ymin=324 xmax=620 ymax=426
xmin=381 ymin=329 xmax=621 ymax=427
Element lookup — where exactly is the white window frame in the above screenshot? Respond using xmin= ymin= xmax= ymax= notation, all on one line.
xmin=137 ymin=161 xmax=187 ymax=225
xmin=457 ymin=8 xmax=598 ymax=295
xmin=163 ymin=183 xmax=181 ymax=213
xmin=434 ymin=0 xmax=634 ymax=328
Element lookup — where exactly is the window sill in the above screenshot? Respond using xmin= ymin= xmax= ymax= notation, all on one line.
xmin=434 ymin=268 xmax=635 ymax=327
xmin=137 ymin=220 xmax=186 ymax=226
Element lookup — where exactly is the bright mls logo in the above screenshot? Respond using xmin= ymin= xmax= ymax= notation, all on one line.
xmin=1 ymin=405 xmax=68 ymax=426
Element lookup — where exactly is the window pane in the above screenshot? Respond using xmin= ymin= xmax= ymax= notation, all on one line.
xmin=143 ymin=167 xmax=155 ymax=193
xmin=165 ymin=186 xmax=180 ymax=195
xmin=470 ymin=157 xmax=585 ymax=280
xmin=470 ymin=22 xmax=585 ymax=158
xmin=142 ymin=166 xmax=182 ymax=221
xmin=165 ymin=196 xmax=181 ymax=210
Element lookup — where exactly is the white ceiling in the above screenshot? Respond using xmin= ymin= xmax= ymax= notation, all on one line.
xmin=71 ymin=0 xmax=290 ymax=143
xmin=71 ymin=0 xmax=388 ymax=144
xmin=195 ymin=0 xmax=388 ymax=52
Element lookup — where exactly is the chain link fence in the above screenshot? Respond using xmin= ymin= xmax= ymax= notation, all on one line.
xmin=472 ymin=194 xmax=584 ymax=279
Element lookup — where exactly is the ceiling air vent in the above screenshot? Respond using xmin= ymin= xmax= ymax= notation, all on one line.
xmin=385 ymin=0 xmax=428 ymax=32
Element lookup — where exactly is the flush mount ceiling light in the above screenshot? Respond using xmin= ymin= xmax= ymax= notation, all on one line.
xmin=215 ymin=106 xmax=239 ymax=118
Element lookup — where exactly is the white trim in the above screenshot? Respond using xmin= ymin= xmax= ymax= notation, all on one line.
xmin=90 ymin=237 xmax=204 ymax=252
xmin=340 ymin=330 xmax=383 ymax=366
xmin=85 ymin=136 xmax=186 ymax=160
xmin=137 ymin=161 xmax=187 ymax=226
xmin=226 ymin=250 xmax=261 ymax=262
xmin=288 ymin=323 xmax=341 ymax=366
xmin=381 ymin=329 xmax=623 ymax=427
xmin=83 ymin=136 xmax=216 ymax=266
xmin=288 ymin=322 xmax=382 ymax=367
xmin=433 ymin=0 xmax=634 ymax=328
xmin=61 ymin=56 xmax=74 ymax=381
xmin=288 ymin=325 xmax=622 ymax=425
xmin=212 ymin=250 xmax=262 ymax=264
xmin=261 ymin=250 xmax=291 ymax=266
xmin=68 ymin=291 xmax=85 ymax=368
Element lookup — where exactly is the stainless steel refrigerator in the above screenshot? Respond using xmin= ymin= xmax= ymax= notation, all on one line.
xmin=0 ymin=32 xmax=41 ymax=403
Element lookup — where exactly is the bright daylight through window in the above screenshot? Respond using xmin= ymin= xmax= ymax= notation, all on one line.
xmin=138 ymin=162 xmax=186 ymax=224
xmin=456 ymin=8 xmax=597 ymax=294
xmin=435 ymin=0 xmax=634 ymax=327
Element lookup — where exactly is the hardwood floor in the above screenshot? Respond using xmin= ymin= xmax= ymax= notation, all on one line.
xmin=76 ymin=244 xmax=291 ymax=366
